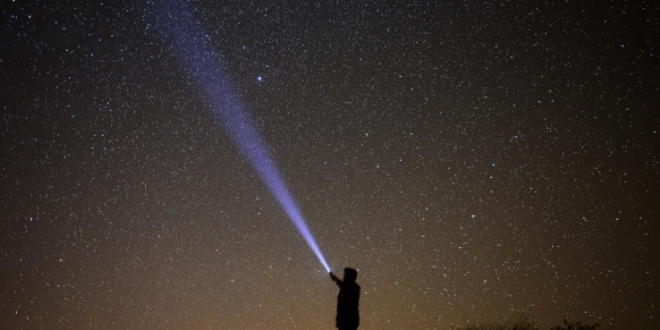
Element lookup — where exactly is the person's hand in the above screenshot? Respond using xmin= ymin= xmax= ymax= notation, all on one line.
xmin=330 ymin=272 xmax=339 ymax=282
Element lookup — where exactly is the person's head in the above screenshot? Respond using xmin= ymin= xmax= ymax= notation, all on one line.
xmin=343 ymin=267 xmax=358 ymax=283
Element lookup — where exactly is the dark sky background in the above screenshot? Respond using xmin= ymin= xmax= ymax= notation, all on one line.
xmin=2 ymin=0 xmax=659 ymax=329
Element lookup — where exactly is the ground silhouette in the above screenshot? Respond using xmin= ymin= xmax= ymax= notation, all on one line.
xmin=453 ymin=313 xmax=605 ymax=330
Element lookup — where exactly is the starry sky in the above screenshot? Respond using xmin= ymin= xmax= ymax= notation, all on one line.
xmin=1 ymin=1 xmax=659 ymax=329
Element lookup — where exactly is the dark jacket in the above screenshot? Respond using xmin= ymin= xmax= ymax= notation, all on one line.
xmin=335 ymin=280 xmax=360 ymax=328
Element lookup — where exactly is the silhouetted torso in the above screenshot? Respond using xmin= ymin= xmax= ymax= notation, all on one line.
xmin=334 ymin=279 xmax=360 ymax=330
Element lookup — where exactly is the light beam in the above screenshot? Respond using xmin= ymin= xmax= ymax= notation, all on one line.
xmin=151 ymin=0 xmax=330 ymax=273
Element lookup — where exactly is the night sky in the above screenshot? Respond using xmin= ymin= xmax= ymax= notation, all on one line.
xmin=2 ymin=1 xmax=659 ymax=329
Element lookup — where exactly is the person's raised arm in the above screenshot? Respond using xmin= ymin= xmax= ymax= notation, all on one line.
xmin=330 ymin=272 xmax=342 ymax=285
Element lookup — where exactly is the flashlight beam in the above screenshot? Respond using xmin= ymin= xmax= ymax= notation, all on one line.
xmin=152 ymin=0 xmax=330 ymax=273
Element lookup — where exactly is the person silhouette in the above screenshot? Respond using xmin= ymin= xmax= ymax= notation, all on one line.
xmin=330 ymin=268 xmax=360 ymax=330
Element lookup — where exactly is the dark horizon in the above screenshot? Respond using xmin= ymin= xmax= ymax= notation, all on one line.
xmin=1 ymin=0 xmax=658 ymax=329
